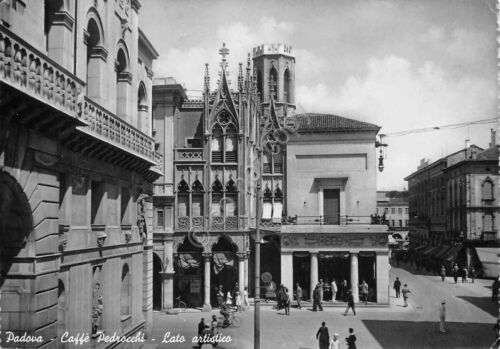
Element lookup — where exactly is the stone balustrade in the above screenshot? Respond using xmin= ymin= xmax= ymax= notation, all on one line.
xmin=153 ymin=182 xmax=174 ymax=196
xmin=0 ymin=25 xmax=84 ymax=119
xmin=175 ymin=148 xmax=204 ymax=161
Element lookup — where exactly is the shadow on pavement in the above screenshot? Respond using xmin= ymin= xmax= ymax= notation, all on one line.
xmin=457 ymin=296 xmax=498 ymax=317
xmin=362 ymin=320 xmax=495 ymax=349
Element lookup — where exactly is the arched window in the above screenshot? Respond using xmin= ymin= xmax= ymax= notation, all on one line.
xmin=269 ymin=67 xmax=278 ymax=100
xmin=121 ymin=264 xmax=131 ymax=318
xmin=192 ymin=177 xmax=204 ymax=217
xmin=284 ymin=68 xmax=291 ymax=103
xmin=211 ymin=125 xmax=223 ymax=162
xmin=225 ymin=124 xmax=237 ymax=162
xmin=211 ymin=175 xmax=223 ymax=217
xmin=138 ymin=82 xmax=148 ymax=134
xmin=482 ymin=179 xmax=494 ymax=201
xmin=116 ymin=46 xmax=130 ymax=119
xmin=263 ymin=154 xmax=271 ymax=174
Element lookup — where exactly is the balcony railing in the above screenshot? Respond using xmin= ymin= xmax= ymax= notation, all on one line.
xmin=175 ymin=148 xmax=204 ymax=161
xmin=175 ymin=216 xmax=240 ymax=231
xmin=278 ymin=215 xmax=378 ymax=225
xmin=77 ymin=96 xmax=155 ymax=161
xmin=0 ymin=25 xmax=84 ymax=119
xmin=151 ymin=151 xmax=163 ymax=174
xmin=154 ymin=182 xmax=174 ymax=196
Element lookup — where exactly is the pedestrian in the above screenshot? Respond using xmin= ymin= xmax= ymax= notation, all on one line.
xmin=235 ymin=291 xmax=241 ymax=312
xmin=296 ymin=283 xmax=303 ymax=309
xmin=343 ymin=290 xmax=356 ymax=316
xmin=232 ymin=282 xmax=239 ymax=305
xmin=210 ymin=314 xmax=219 ymax=347
xmin=242 ymin=286 xmax=250 ymax=310
xmin=360 ymin=280 xmax=369 ymax=304
xmin=393 ymin=277 xmax=401 ymax=298
xmin=319 ymin=279 xmax=324 ymax=302
xmin=200 ymin=325 xmax=212 ymax=349
xmin=440 ymin=265 xmax=446 ymax=282
xmin=341 ymin=280 xmax=348 ymax=301
xmin=402 ymin=284 xmax=411 ymax=307
xmin=216 ymin=285 xmax=224 ymax=308
xmin=330 ymin=332 xmax=340 ymax=349
xmin=439 ymin=301 xmax=446 ymax=333
xmin=452 ymin=264 xmax=459 ymax=283
xmin=316 ymin=321 xmax=330 ymax=349
xmin=470 ymin=267 xmax=476 ymax=284
xmin=462 ymin=267 xmax=468 ymax=283
xmin=226 ymin=290 xmax=233 ymax=306
xmin=331 ymin=279 xmax=338 ymax=303
xmin=492 ymin=278 xmax=499 ymax=302
xmin=197 ymin=318 xmax=206 ymax=347
xmin=283 ymin=287 xmax=291 ymax=315
xmin=313 ymin=284 xmax=323 ymax=311
xmin=345 ymin=328 xmax=357 ymax=349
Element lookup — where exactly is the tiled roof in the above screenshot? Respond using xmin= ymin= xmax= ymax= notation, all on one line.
xmin=476 ymin=146 xmax=500 ymax=161
xmin=292 ymin=113 xmax=380 ymax=133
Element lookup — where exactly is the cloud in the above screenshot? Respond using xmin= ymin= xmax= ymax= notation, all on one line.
xmin=296 ymin=55 xmax=496 ymax=189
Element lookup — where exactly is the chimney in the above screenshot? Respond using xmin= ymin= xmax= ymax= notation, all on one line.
xmin=490 ymin=128 xmax=497 ymax=149
xmin=465 ymin=139 xmax=471 ymax=159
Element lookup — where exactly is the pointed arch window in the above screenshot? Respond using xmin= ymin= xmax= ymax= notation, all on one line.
xmin=225 ymin=124 xmax=238 ymax=162
xmin=138 ymin=82 xmax=148 ymax=134
xmin=211 ymin=125 xmax=223 ymax=162
xmin=263 ymin=154 xmax=271 ymax=174
xmin=284 ymin=68 xmax=291 ymax=103
xmin=116 ymin=46 xmax=130 ymax=119
xmin=482 ymin=179 xmax=494 ymax=201
xmin=269 ymin=67 xmax=278 ymax=100
xmin=192 ymin=177 xmax=204 ymax=217
xmin=211 ymin=175 xmax=223 ymax=217
xmin=177 ymin=176 xmax=189 ymax=217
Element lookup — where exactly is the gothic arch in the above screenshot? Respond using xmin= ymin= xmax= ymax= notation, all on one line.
xmin=211 ymin=234 xmax=238 ymax=253
xmin=86 ymin=7 xmax=105 ymax=47
xmin=116 ymin=41 xmax=130 ymax=74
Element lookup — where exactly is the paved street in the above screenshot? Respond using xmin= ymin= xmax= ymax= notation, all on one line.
xmin=144 ymin=266 xmax=498 ymax=349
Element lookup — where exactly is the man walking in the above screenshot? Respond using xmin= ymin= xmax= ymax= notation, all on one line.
xmin=316 ymin=321 xmax=330 ymax=349
xmin=393 ymin=277 xmax=401 ymax=298
xmin=439 ymin=301 xmax=446 ymax=333
xmin=343 ymin=290 xmax=356 ymax=316
xmin=331 ymin=279 xmax=338 ymax=303
xmin=296 ymin=283 xmax=303 ymax=309
xmin=440 ymin=265 xmax=446 ymax=282
xmin=402 ymin=284 xmax=411 ymax=307
xmin=462 ymin=267 xmax=468 ymax=283
xmin=313 ymin=285 xmax=323 ymax=311
xmin=283 ymin=287 xmax=291 ymax=315
xmin=318 ymin=279 xmax=324 ymax=302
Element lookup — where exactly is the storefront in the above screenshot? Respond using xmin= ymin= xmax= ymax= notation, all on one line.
xmin=280 ymin=225 xmax=390 ymax=304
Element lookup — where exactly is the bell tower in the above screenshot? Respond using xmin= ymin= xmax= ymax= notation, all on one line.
xmin=252 ymin=44 xmax=295 ymax=117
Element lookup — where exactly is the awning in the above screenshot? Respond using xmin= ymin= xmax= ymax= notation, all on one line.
xmin=433 ymin=245 xmax=451 ymax=259
xmin=419 ymin=245 xmax=438 ymax=256
xmin=476 ymin=247 xmax=500 ymax=277
xmin=443 ymin=245 xmax=462 ymax=262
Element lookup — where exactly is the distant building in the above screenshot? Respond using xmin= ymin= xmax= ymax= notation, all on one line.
xmin=376 ymin=191 xmax=409 ymax=244
xmin=405 ymin=132 xmax=499 ymax=277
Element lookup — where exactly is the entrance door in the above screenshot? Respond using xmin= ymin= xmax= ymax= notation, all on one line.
xmin=293 ymin=253 xmax=310 ymax=300
xmin=323 ymin=189 xmax=340 ymax=224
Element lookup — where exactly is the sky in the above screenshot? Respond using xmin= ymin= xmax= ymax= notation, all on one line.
xmin=140 ymin=0 xmax=498 ymax=190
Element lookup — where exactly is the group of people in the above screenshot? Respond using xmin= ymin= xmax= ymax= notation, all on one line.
xmin=215 ymin=283 xmax=250 ymax=312
xmin=393 ymin=277 xmax=411 ymax=307
xmin=445 ymin=263 xmax=475 ymax=284
xmin=309 ymin=279 xmax=351 ymax=303
xmin=196 ymin=316 xmax=220 ymax=349
xmin=316 ymin=322 xmax=357 ymax=349
xmin=275 ymin=284 xmax=291 ymax=315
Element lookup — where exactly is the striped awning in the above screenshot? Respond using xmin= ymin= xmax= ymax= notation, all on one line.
xmin=433 ymin=245 xmax=451 ymax=259
xmin=476 ymin=247 xmax=500 ymax=277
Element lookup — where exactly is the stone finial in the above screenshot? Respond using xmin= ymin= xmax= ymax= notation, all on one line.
xmin=204 ymin=63 xmax=210 ymax=92
xmin=238 ymin=62 xmax=243 ymax=92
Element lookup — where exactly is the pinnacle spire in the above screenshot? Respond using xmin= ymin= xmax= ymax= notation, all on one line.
xmin=204 ymin=63 xmax=210 ymax=92
xmin=238 ymin=63 xmax=244 ymax=92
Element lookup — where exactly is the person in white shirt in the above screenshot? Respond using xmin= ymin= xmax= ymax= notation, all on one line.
xmin=243 ymin=287 xmax=250 ymax=310
xmin=331 ymin=279 xmax=338 ymax=303
xmin=330 ymin=332 xmax=340 ymax=349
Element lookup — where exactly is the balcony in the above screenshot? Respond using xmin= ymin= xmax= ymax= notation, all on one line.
xmin=154 ymin=182 xmax=174 ymax=196
xmin=0 ymin=25 xmax=86 ymax=132
xmin=175 ymin=148 xmax=204 ymax=161
xmin=175 ymin=216 xmax=241 ymax=231
xmin=0 ymin=26 xmax=162 ymax=181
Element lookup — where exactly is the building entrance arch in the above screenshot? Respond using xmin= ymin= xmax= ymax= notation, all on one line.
xmin=211 ymin=235 xmax=238 ymax=305
xmin=153 ymin=253 xmax=163 ymax=310
xmin=0 ymin=171 xmax=33 ymax=288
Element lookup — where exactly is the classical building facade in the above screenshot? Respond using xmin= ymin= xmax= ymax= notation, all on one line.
xmin=0 ymin=1 xmax=161 ymax=347
xmin=152 ymin=43 xmax=389 ymax=311
xmin=376 ymin=191 xmax=409 ymax=240
xmin=406 ymin=133 xmax=499 ymax=276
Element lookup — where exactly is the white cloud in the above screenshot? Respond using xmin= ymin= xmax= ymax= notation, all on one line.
xmin=296 ymin=55 xmax=496 ymax=189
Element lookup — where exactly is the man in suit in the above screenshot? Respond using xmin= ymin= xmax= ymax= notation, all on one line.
xmin=312 ymin=285 xmax=323 ymax=311
xmin=296 ymin=283 xmax=303 ymax=309
xmin=316 ymin=321 xmax=330 ymax=349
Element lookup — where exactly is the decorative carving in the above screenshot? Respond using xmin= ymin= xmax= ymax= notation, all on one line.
xmin=226 ymin=216 xmax=238 ymax=229
xmin=212 ymin=216 xmax=224 ymax=229
xmin=192 ymin=216 xmax=204 ymax=230
xmin=137 ymin=195 xmax=148 ymax=242
xmin=177 ymin=175 xmax=189 ymax=193
xmin=212 ymin=175 xmax=223 ymax=193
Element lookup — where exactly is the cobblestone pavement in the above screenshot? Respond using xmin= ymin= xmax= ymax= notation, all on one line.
xmin=143 ymin=266 xmax=498 ymax=349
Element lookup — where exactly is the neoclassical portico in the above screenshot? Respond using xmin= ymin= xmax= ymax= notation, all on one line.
xmin=280 ymin=224 xmax=390 ymax=304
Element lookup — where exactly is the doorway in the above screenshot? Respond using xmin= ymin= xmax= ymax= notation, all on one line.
xmin=293 ymin=252 xmax=310 ymax=300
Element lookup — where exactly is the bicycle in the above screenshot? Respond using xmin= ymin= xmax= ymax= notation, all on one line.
xmin=217 ymin=310 xmax=241 ymax=328
xmin=174 ymin=296 xmax=186 ymax=311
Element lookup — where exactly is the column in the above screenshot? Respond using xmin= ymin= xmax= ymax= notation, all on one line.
xmin=350 ymin=252 xmax=359 ymax=303
xmin=310 ymin=252 xmax=318 ymax=301
xmin=280 ymin=252 xmax=293 ymax=296
xmin=237 ymin=253 xmax=246 ymax=295
xmin=376 ymin=251 xmax=389 ymax=304
xmin=202 ymin=253 xmax=212 ymax=311
xmin=163 ymin=238 xmax=174 ymax=311
xmin=244 ymin=252 xmax=249 ymax=289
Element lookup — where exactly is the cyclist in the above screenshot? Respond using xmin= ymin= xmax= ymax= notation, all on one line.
xmin=219 ymin=301 xmax=231 ymax=327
